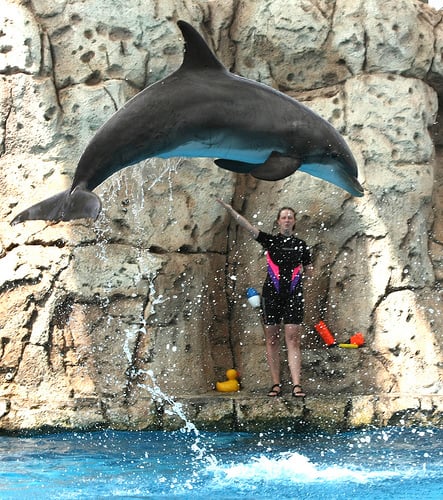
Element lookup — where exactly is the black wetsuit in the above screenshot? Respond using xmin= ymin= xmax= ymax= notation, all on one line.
xmin=256 ymin=231 xmax=312 ymax=325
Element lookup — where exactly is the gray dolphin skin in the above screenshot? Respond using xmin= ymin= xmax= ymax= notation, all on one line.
xmin=11 ymin=20 xmax=363 ymax=224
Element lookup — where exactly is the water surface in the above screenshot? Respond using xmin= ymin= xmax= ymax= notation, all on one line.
xmin=0 ymin=426 xmax=441 ymax=499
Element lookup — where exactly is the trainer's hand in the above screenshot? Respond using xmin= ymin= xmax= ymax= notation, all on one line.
xmin=216 ymin=199 xmax=231 ymax=210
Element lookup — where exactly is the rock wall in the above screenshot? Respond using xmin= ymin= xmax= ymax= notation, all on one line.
xmin=0 ymin=0 xmax=442 ymax=431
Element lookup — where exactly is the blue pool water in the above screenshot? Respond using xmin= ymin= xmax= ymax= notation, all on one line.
xmin=0 ymin=426 xmax=441 ymax=499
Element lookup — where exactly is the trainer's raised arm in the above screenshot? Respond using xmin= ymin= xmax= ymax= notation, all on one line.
xmin=217 ymin=199 xmax=259 ymax=239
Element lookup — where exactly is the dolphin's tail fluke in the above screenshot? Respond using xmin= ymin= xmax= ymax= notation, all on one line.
xmin=11 ymin=186 xmax=102 ymax=225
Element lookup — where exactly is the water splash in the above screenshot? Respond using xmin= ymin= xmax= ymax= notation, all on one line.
xmin=146 ymin=276 xmax=166 ymax=315
xmin=143 ymin=158 xmax=182 ymax=222
xmin=122 ymin=318 xmax=146 ymax=364
xmin=206 ymin=450 xmax=420 ymax=491
xmin=138 ymin=369 xmax=214 ymax=462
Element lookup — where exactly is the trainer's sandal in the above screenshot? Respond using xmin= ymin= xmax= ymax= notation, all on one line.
xmin=292 ymin=385 xmax=306 ymax=397
xmin=267 ymin=383 xmax=283 ymax=397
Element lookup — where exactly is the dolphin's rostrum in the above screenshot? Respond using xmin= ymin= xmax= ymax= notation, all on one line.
xmin=11 ymin=20 xmax=363 ymax=224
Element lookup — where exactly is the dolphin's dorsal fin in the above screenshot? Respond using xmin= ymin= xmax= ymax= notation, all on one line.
xmin=177 ymin=20 xmax=226 ymax=72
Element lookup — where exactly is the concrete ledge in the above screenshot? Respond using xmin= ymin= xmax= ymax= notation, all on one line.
xmin=0 ymin=394 xmax=442 ymax=434
xmin=160 ymin=393 xmax=443 ymax=432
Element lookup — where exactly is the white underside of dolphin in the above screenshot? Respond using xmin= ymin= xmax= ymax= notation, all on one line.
xmin=160 ymin=142 xmax=350 ymax=191
xmin=11 ymin=20 xmax=363 ymax=224
xmin=157 ymin=139 xmax=272 ymax=163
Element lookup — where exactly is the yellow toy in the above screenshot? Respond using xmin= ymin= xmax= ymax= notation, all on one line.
xmin=339 ymin=333 xmax=365 ymax=349
xmin=216 ymin=369 xmax=240 ymax=392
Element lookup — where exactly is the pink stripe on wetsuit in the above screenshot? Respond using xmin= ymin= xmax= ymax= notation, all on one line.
xmin=266 ymin=252 xmax=302 ymax=294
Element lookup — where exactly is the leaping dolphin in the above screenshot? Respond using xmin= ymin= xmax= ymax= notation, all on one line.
xmin=11 ymin=20 xmax=363 ymax=224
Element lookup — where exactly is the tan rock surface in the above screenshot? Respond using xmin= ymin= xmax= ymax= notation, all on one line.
xmin=0 ymin=0 xmax=442 ymax=431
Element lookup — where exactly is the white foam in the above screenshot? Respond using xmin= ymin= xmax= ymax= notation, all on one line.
xmin=207 ymin=451 xmax=402 ymax=485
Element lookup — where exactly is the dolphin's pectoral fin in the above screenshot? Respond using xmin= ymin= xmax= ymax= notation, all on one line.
xmin=11 ymin=187 xmax=102 ymax=224
xmin=215 ymin=154 xmax=301 ymax=181
xmin=299 ymin=162 xmax=364 ymax=197
xmin=250 ymin=154 xmax=301 ymax=181
xmin=214 ymin=159 xmax=259 ymax=174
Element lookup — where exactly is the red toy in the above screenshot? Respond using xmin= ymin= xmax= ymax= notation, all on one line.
xmin=314 ymin=320 xmax=337 ymax=346
xmin=349 ymin=332 xmax=365 ymax=346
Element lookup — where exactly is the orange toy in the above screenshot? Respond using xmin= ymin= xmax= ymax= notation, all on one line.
xmin=314 ymin=320 xmax=336 ymax=346
xmin=349 ymin=332 xmax=365 ymax=347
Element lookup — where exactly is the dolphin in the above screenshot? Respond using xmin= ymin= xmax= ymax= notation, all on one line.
xmin=11 ymin=20 xmax=363 ymax=224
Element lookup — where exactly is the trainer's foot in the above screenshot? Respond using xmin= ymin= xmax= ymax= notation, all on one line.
xmin=267 ymin=383 xmax=282 ymax=397
xmin=292 ymin=385 xmax=306 ymax=397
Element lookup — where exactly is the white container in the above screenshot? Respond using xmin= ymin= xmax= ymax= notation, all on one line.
xmin=246 ymin=287 xmax=261 ymax=308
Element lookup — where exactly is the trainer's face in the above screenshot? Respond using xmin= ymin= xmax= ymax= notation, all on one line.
xmin=277 ymin=209 xmax=295 ymax=234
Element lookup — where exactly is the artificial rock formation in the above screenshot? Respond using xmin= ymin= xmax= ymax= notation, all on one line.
xmin=0 ymin=0 xmax=442 ymax=432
